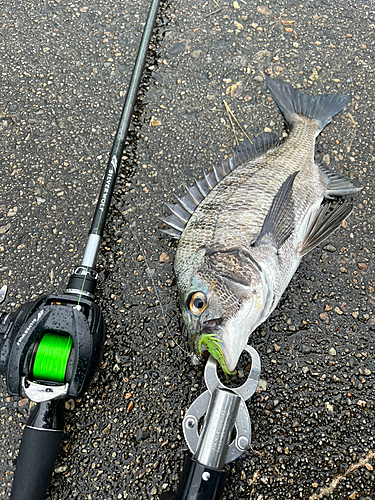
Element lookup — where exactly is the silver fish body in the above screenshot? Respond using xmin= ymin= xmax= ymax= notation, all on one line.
xmin=164 ymin=78 xmax=360 ymax=374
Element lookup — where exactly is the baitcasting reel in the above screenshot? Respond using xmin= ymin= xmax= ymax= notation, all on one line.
xmin=0 ymin=270 xmax=104 ymax=500
xmin=0 ymin=272 xmax=103 ymax=400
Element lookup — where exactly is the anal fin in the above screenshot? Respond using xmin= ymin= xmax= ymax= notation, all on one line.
xmin=319 ymin=163 xmax=361 ymax=196
xmin=300 ymin=202 xmax=353 ymax=256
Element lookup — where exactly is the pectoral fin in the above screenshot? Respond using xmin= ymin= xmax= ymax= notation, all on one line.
xmin=254 ymin=171 xmax=298 ymax=250
xmin=300 ymin=202 xmax=353 ymax=256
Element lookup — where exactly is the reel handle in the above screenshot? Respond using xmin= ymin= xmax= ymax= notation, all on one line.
xmin=10 ymin=399 xmax=64 ymax=500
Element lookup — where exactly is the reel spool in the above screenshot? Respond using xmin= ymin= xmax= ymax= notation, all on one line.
xmin=31 ymin=332 xmax=73 ymax=384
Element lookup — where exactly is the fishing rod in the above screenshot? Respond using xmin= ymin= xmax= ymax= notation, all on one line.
xmin=161 ymin=346 xmax=261 ymax=500
xmin=0 ymin=0 xmax=161 ymax=498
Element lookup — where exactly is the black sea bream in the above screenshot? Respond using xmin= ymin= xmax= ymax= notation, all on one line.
xmin=163 ymin=78 xmax=360 ymax=375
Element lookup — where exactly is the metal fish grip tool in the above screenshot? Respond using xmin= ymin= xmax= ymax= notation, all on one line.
xmin=0 ymin=0 xmax=162 ymax=498
xmin=161 ymin=345 xmax=261 ymax=500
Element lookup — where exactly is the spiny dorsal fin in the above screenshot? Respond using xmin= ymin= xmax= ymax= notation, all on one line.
xmin=162 ymin=132 xmax=279 ymax=239
xmin=319 ymin=163 xmax=361 ymax=196
xmin=253 ymin=171 xmax=298 ymax=250
xmin=300 ymin=202 xmax=353 ymax=256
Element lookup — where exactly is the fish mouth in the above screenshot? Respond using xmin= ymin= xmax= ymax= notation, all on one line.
xmin=190 ymin=318 xmax=222 ymax=353
xmin=191 ymin=330 xmax=204 ymax=355
xmin=218 ymin=343 xmax=237 ymax=374
xmin=191 ymin=320 xmax=236 ymax=377
xmin=203 ymin=317 xmax=223 ymax=331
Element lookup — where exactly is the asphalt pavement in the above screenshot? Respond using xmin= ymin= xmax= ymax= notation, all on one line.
xmin=0 ymin=0 xmax=374 ymax=499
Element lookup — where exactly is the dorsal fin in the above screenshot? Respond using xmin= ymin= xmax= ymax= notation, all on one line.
xmin=230 ymin=133 xmax=279 ymax=169
xmin=162 ymin=132 xmax=279 ymax=238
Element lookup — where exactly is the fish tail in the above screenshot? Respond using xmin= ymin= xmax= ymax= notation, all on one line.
xmin=265 ymin=77 xmax=350 ymax=132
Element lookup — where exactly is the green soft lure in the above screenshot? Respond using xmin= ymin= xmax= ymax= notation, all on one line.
xmin=198 ymin=333 xmax=237 ymax=379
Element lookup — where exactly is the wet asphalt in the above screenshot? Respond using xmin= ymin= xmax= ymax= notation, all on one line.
xmin=0 ymin=0 xmax=374 ymax=499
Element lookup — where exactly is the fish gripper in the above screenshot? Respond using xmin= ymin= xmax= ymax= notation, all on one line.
xmin=183 ymin=345 xmax=261 ymax=466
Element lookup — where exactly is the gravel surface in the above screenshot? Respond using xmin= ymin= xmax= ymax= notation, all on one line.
xmin=0 ymin=0 xmax=374 ymax=499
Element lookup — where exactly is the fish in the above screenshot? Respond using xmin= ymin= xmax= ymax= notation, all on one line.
xmin=0 ymin=285 xmax=7 ymax=304
xmin=163 ymin=78 xmax=360 ymax=375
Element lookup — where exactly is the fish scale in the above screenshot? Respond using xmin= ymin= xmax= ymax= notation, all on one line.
xmin=163 ymin=77 xmax=360 ymax=375
xmin=184 ymin=118 xmax=318 ymax=253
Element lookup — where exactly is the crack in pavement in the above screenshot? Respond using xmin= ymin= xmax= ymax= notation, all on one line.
xmin=309 ymin=450 xmax=375 ymax=500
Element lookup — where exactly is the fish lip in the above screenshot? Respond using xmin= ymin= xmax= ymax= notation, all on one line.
xmin=202 ymin=317 xmax=223 ymax=331
xmin=190 ymin=330 xmax=202 ymax=354
xmin=220 ymin=337 xmax=249 ymax=373
xmin=221 ymin=347 xmax=236 ymax=373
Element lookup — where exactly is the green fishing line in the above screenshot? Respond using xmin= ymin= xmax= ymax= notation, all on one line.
xmin=32 ymin=333 xmax=73 ymax=383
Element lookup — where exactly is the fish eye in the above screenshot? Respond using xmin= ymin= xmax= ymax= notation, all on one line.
xmin=188 ymin=292 xmax=207 ymax=316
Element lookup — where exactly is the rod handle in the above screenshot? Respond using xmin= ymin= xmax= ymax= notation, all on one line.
xmin=10 ymin=400 xmax=64 ymax=500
